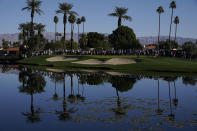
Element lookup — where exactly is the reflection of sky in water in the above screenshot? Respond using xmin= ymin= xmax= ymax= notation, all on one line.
xmin=0 ymin=70 xmax=196 ymax=131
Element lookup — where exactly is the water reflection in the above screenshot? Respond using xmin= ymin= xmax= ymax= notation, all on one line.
xmin=18 ymin=69 xmax=46 ymax=122
xmin=0 ymin=66 xmax=196 ymax=130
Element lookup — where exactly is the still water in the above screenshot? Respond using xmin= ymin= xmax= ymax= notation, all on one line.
xmin=0 ymin=65 xmax=196 ymax=131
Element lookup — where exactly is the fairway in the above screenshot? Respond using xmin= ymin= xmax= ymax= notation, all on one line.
xmin=18 ymin=55 xmax=197 ymax=75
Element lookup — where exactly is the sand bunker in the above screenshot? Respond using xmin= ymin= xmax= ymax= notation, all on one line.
xmin=46 ymin=56 xmax=78 ymax=62
xmin=73 ymin=58 xmax=136 ymax=65
xmin=104 ymin=58 xmax=136 ymax=65
xmin=106 ymin=71 xmax=128 ymax=76
xmin=46 ymin=68 xmax=64 ymax=73
xmin=73 ymin=59 xmax=104 ymax=65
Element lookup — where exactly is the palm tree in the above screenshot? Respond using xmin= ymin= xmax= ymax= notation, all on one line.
xmin=54 ymin=16 xmax=59 ymax=42
xmin=68 ymin=14 xmax=76 ymax=50
xmin=174 ymin=16 xmax=180 ymax=42
xmin=22 ymin=0 xmax=43 ymax=36
xmin=56 ymin=2 xmax=78 ymax=50
xmin=35 ymin=23 xmax=45 ymax=37
xmin=108 ymin=7 xmax=132 ymax=27
xmin=18 ymin=23 xmax=27 ymax=42
xmin=81 ymin=16 xmax=86 ymax=34
xmin=156 ymin=6 xmax=164 ymax=45
xmin=169 ymin=1 xmax=176 ymax=43
xmin=76 ymin=18 xmax=81 ymax=43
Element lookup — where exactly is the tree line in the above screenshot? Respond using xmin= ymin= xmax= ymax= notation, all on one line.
xmin=0 ymin=0 xmax=196 ymax=58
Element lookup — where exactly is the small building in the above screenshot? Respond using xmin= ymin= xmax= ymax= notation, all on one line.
xmin=144 ymin=45 xmax=156 ymax=50
xmin=0 ymin=47 xmax=20 ymax=56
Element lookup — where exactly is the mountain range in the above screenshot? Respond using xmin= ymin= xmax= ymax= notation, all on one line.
xmin=0 ymin=32 xmax=196 ymax=46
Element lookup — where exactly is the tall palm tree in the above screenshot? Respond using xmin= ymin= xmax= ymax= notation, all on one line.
xmin=54 ymin=16 xmax=59 ymax=42
xmin=18 ymin=23 xmax=27 ymax=42
xmin=22 ymin=0 xmax=43 ymax=36
xmin=108 ymin=7 xmax=132 ymax=27
xmin=76 ymin=18 xmax=81 ymax=43
xmin=56 ymin=2 xmax=78 ymax=50
xmin=156 ymin=6 xmax=164 ymax=45
xmin=174 ymin=16 xmax=180 ymax=42
xmin=68 ymin=14 xmax=76 ymax=50
xmin=169 ymin=1 xmax=176 ymax=42
xmin=81 ymin=16 xmax=86 ymax=34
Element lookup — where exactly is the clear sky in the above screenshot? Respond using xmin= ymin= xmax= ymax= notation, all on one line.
xmin=0 ymin=0 xmax=197 ymax=38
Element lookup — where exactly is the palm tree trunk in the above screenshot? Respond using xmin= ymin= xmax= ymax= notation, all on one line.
xmin=174 ymin=24 xmax=177 ymax=42
xmin=55 ymin=23 xmax=57 ymax=42
xmin=31 ymin=10 xmax=34 ymax=37
xmin=78 ymin=24 xmax=80 ymax=44
xmin=158 ymin=14 xmax=161 ymax=45
xmin=118 ymin=17 xmax=122 ymax=27
xmin=70 ymin=24 xmax=74 ymax=50
xmin=63 ymin=14 xmax=67 ymax=51
xmin=63 ymin=23 xmax=66 ymax=50
xmin=83 ymin=22 xmax=85 ymax=34
xmin=169 ymin=8 xmax=174 ymax=43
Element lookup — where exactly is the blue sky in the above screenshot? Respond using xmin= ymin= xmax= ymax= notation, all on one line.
xmin=0 ymin=0 xmax=197 ymax=38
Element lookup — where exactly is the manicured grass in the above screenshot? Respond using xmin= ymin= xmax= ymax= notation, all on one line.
xmin=17 ymin=55 xmax=197 ymax=75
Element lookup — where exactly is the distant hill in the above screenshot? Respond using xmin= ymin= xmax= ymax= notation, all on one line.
xmin=138 ymin=36 xmax=196 ymax=45
xmin=0 ymin=32 xmax=196 ymax=46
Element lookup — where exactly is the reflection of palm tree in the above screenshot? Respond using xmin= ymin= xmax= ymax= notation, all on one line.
xmin=18 ymin=70 xmax=46 ymax=123
xmin=68 ymin=75 xmax=76 ymax=104
xmin=53 ymin=79 xmax=58 ymax=101
xmin=112 ymin=87 xmax=125 ymax=115
xmin=168 ymin=82 xmax=175 ymax=121
xmin=173 ymin=81 xmax=178 ymax=108
xmin=155 ymin=80 xmax=163 ymax=115
xmin=50 ymin=73 xmax=65 ymax=101
xmin=56 ymin=74 xmax=77 ymax=121
xmin=76 ymin=76 xmax=85 ymax=102
xmin=182 ymin=77 xmax=197 ymax=86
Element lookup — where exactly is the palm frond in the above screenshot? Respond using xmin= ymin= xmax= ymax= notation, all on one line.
xmin=108 ymin=13 xmax=118 ymax=17
xmin=122 ymin=15 xmax=132 ymax=21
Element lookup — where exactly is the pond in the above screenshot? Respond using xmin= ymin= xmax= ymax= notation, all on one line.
xmin=0 ymin=65 xmax=197 ymax=131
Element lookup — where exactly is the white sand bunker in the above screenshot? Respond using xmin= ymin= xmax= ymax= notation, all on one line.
xmin=73 ymin=59 xmax=104 ymax=65
xmin=46 ymin=56 xmax=78 ymax=62
xmin=73 ymin=58 xmax=136 ymax=65
xmin=46 ymin=68 xmax=64 ymax=73
xmin=104 ymin=58 xmax=136 ymax=65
